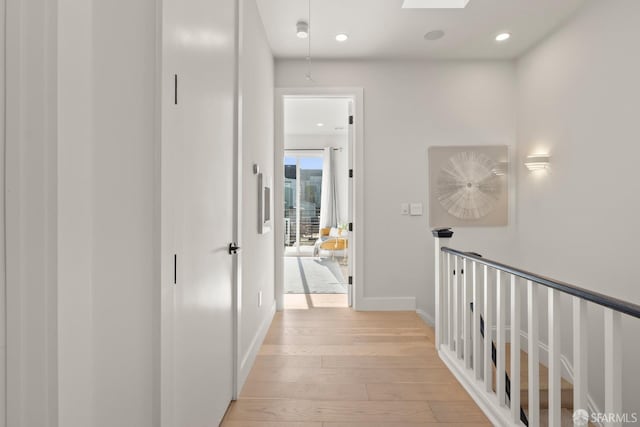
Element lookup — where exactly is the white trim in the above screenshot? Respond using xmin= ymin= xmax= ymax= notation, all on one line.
xmin=0 ymin=0 xmax=5 ymax=421
xmin=274 ymin=87 xmax=364 ymax=311
xmin=5 ymin=3 xmax=22 ymax=424
xmin=158 ymin=0 xmax=174 ymax=424
xmin=357 ymin=296 xmax=416 ymax=311
xmin=274 ymin=91 xmax=285 ymax=311
xmin=58 ymin=1 xmax=94 ymax=425
xmin=232 ymin=0 xmax=243 ymax=401
xmin=153 ymin=0 xmax=163 ymax=423
xmin=439 ymin=347 xmax=511 ymax=426
xmin=416 ymin=309 xmax=435 ymax=327
xmin=237 ymin=301 xmax=276 ymax=393
xmin=5 ymin=0 xmax=59 ymax=425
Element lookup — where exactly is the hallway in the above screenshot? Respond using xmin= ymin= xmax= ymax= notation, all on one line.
xmin=223 ymin=307 xmax=490 ymax=426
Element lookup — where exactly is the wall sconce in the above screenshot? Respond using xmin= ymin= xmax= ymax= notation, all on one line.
xmin=491 ymin=161 xmax=508 ymax=176
xmin=524 ymin=154 xmax=551 ymax=171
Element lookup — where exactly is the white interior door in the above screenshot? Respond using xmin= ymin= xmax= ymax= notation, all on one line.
xmin=347 ymin=100 xmax=354 ymax=307
xmin=161 ymin=0 xmax=237 ymax=425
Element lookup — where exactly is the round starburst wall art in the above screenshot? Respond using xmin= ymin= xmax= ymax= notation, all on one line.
xmin=436 ymin=151 xmax=502 ymax=220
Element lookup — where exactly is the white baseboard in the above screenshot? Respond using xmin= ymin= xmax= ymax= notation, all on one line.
xmin=237 ymin=301 xmax=276 ymax=393
xmin=356 ymin=296 xmax=416 ymax=311
xmin=438 ymin=347 xmax=512 ymax=426
xmin=416 ymin=308 xmax=435 ymax=327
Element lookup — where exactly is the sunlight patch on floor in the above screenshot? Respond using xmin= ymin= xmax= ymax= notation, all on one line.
xmin=284 ymin=293 xmax=348 ymax=309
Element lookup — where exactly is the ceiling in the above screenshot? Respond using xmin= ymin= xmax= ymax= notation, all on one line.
xmin=284 ymin=98 xmax=350 ymax=136
xmin=255 ymin=0 xmax=584 ymax=59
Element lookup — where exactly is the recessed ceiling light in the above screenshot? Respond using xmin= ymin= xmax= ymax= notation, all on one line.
xmin=316 ymin=123 xmax=325 ymax=127
xmin=296 ymin=21 xmax=309 ymax=39
xmin=335 ymin=33 xmax=349 ymax=42
xmin=495 ymin=32 xmax=511 ymax=42
xmin=424 ymin=30 xmax=445 ymax=41
xmin=402 ymin=0 xmax=470 ymax=9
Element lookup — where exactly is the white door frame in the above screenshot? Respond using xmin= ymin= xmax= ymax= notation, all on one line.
xmin=0 ymin=0 xmax=6 ymax=422
xmin=4 ymin=0 xmax=59 ymax=424
xmin=232 ymin=0 xmax=242 ymax=401
xmin=274 ymin=87 xmax=364 ymax=311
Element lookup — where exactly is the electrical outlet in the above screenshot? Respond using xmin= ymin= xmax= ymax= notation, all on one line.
xmin=400 ymin=203 xmax=409 ymax=215
xmin=258 ymin=290 xmax=262 ymax=307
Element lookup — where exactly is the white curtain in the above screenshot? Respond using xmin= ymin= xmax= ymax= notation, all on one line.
xmin=319 ymin=147 xmax=340 ymax=229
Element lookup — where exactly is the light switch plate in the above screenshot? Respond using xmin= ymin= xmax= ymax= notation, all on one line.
xmin=410 ymin=203 xmax=423 ymax=216
xmin=400 ymin=203 xmax=409 ymax=215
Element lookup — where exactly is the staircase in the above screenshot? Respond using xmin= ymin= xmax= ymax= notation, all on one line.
xmin=495 ymin=344 xmax=576 ymax=426
xmin=474 ymin=302 xmax=576 ymax=425
xmin=432 ymin=228 xmax=640 ymax=427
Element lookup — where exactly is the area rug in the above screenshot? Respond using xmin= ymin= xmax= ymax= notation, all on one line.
xmin=284 ymin=257 xmax=347 ymax=294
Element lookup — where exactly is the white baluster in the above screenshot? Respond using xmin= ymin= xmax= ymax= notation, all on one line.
xmin=604 ymin=308 xmax=622 ymax=427
xmin=433 ymin=234 xmax=451 ymax=349
xmin=473 ymin=261 xmax=482 ymax=380
xmin=442 ymin=277 xmax=447 ymax=347
xmin=454 ymin=257 xmax=462 ymax=358
xmin=448 ymin=253 xmax=453 ymax=350
xmin=548 ymin=289 xmax=561 ymax=427
xmin=573 ymin=297 xmax=588 ymax=420
xmin=434 ymin=240 xmax=441 ymax=348
xmin=464 ymin=259 xmax=472 ymax=369
xmin=510 ymin=275 xmax=521 ymax=423
xmin=497 ymin=270 xmax=506 ymax=406
xmin=484 ymin=265 xmax=493 ymax=393
xmin=527 ymin=281 xmax=540 ymax=427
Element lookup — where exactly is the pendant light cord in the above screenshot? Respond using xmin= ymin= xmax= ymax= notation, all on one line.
xmin=306 ymin=0 xmax=313 ymax=81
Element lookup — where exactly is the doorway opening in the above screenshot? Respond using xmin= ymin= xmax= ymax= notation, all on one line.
xmin=281 ymin=97 xmax=352 ymax=309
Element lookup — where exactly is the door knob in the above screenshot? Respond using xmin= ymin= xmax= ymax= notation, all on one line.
xmin=228 ymin=242 xmax=241 ymax=255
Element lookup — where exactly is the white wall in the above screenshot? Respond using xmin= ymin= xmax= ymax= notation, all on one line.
xmin=91 ymin=1 xmax=158 ymax=425
xmin=58 ymin=0 xmax=159 ymax=426
xmin=5 ymin=0 xmax=59 ymax=424
xmin=276 ymin=59 xmax=517 ymax=315
xmin=238 ymin=0 xmax=276 ymax=391
xmin=58 ymin=0 xmax=93 ymax=423
xmin=516 ymin=0 xmax=640 ymax=413
xmin=285 ymin=134 xmax=349 ymax=226
xmin=0 ymin=0 xmax=6 ymax=422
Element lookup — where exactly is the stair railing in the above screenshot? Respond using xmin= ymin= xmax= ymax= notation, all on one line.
xmin=432 ymin=228 xmax=640 ymax=427
xmin=470 ymin=301 xmax=530 ymax=425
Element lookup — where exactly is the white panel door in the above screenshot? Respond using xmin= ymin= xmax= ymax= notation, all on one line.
xmin=162 ymin=0 xmax=237 ymax=425
xmin=347 ymin=100 xmax=354 ymax=308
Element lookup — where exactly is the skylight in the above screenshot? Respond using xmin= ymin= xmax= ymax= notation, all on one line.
xmin=402 ymin=0 xmax=470 ymax=9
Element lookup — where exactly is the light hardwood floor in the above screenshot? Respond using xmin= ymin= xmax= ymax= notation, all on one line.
xmin=222 ymin=303 xmax=490 ymax=427
xmin=283 ymin=293 xmax=349 ymax=309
